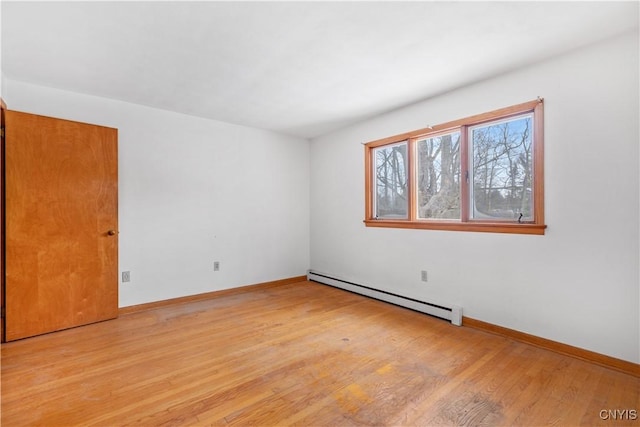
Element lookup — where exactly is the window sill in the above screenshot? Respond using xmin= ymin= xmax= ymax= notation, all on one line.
xmin=363 ymin=219 xmax=547 ymax=235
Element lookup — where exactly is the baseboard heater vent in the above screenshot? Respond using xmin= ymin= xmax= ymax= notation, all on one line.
xmin=307 ymin=270 xmax=462 ymax=326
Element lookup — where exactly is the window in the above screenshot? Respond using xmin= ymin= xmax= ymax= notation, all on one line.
xmin=416 ymin=131 xmax=461 ymax=220
xmin=373 ymin=142 xmax=408 ymax=219
xmin=364 ymin=99 xmax=545 ymax=235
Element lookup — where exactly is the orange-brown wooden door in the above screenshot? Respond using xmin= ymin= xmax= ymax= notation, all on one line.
xmin=1 ymin=100 xmax=7 ymax=340
xmin=4 ymin=110 xmax=118 ymax=341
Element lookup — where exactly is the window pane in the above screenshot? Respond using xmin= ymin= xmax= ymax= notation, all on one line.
xmin=374 ymin=142 xmax=408 ymax=219
xmin=417 ymin=132 xmax=461 ymax=219
xmin=470 ymin=114 xmax=533 ymax=221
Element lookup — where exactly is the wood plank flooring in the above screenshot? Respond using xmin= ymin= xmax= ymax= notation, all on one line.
xmin=2 ymin=280 xmax=638 ymax=426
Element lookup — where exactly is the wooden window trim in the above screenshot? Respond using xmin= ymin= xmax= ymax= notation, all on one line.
xmin=364 ymin=99 xmax=546 ymax=235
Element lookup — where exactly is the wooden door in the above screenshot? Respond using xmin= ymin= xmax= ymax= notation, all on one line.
xmin=4 ymin=110 xmax=118 ymax=341
xmin=1 ymin=100 xmax=6 ymax=340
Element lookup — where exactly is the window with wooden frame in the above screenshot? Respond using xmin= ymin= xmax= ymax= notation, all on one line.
xmin=364 ymin=99 xmax=546 ymax=235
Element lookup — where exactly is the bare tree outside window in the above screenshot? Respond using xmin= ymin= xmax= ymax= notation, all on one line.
xmin=417 ymin=132 xmax=461 ymax=219
xmin=374 ymin=142 xmax=408 ymax=218
xmin=471 ymin=115 xmax=533 ymax=221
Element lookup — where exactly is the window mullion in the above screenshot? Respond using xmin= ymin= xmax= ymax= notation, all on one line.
xmin=460 ymin=125 xmax=470 ymax=222
xmin=408 ymin=138 xmax=417 ymax=221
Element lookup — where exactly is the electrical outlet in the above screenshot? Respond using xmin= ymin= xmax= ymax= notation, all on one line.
xmin=122 ymin=271 xmax=131 ymax=282
xmin=214 ymin=261 xmax=220 ymax=271
xmin=421 ymin=270 xmax=428 ymax=282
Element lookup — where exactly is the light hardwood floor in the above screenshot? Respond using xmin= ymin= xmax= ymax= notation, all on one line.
xmin=2 ymin=281 xmax=638 ymax=426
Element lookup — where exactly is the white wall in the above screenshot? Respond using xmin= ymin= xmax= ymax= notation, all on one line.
xmin=310 ymin=31 xmax=640 ymax=363
xmin=3 ymin=79 xmax=310 ymax=307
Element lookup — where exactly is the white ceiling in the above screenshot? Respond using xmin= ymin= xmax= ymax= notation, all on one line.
xmin=2 ymin=1 xmax=638 ymax=139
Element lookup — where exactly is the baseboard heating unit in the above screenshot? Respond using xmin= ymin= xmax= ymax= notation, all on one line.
xmin=307 ymin=270 xmax=462 ymax=326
